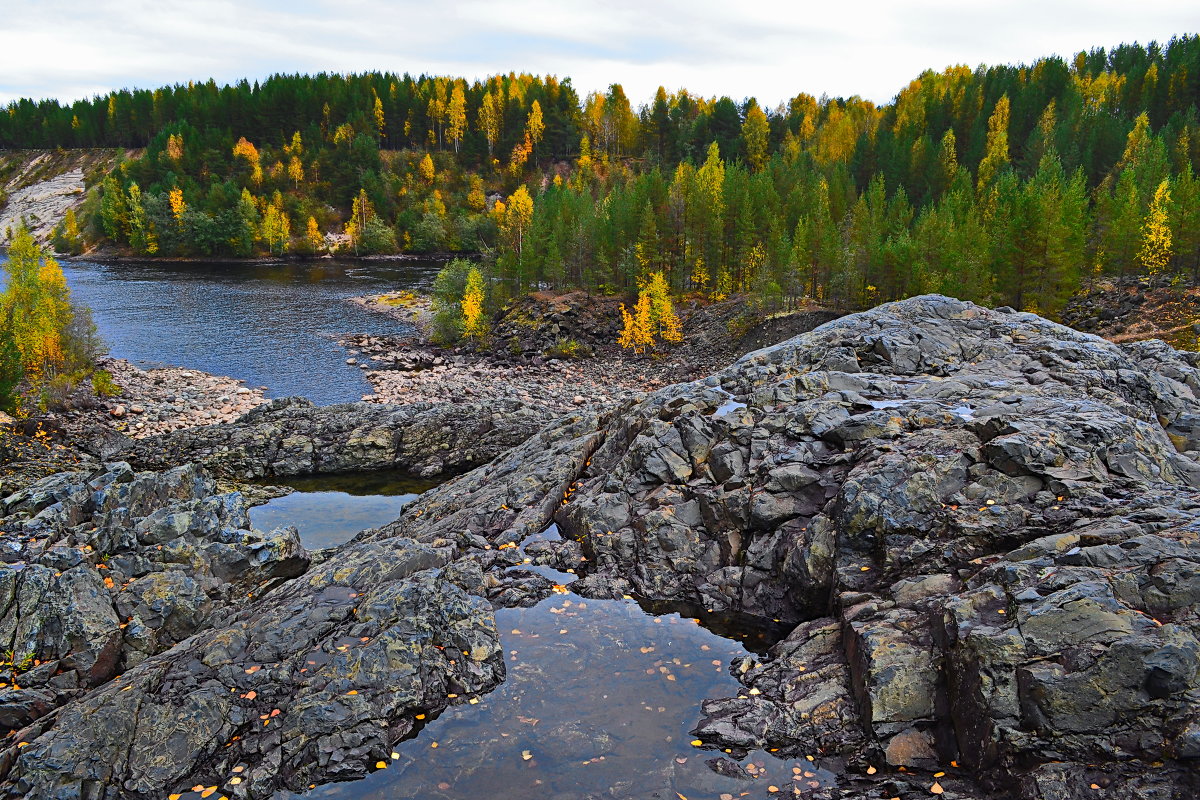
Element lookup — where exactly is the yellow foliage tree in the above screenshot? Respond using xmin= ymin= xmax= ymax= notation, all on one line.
xmin=526 ymin=100 xmax=545 ymax=157
xmin=166 ymin=133 xmax=184 ymax=162
xmin=643 ymin=271 xmax=682 ymax=343
xmin=373 ymin=93 xmax=386 ymax=142
xmin=447 ymin=84 xmax=467 ymax=153
xmin=168 ymin=187 xmax=187 ymax=226
xmin=461 ymin=267 xmax=488 ymax=340
xmin=232 ymin=137 xmax=263 ymax=186
xmin=478 ymin=92 xmax=500 ymax=157
xmin=742 ymin=101 xmax=770 ymax=172
xmin=288 ymin=155 xmax=304 ymax=188
xmin=617 ymin=297 xmax=653 ymax=354
xmin=1 ymin=228 xmax=73 ymax=399
xmin=1139 ymin=179 xmax=1173 ymax=275
xmin=419 ymin=153 xmax=436 ymax=185
xmin=306 ymin=216 xmax=324 ymax=253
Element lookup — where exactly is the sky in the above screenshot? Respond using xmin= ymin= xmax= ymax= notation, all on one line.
xmin=2 ymin=0 xmax=1197 ymax=109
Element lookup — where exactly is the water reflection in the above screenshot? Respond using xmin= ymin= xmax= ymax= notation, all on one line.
xmin=248 ymin=471 xmax=438 ymax=550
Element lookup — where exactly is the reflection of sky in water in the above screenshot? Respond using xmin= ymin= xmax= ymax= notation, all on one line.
xmin=289 ymin=591 xmax=833 ymax=800
xmin=41 ymin=258 xmax=442 ymax=405
xmin=249 ymin=490 xmax=420 ymax=550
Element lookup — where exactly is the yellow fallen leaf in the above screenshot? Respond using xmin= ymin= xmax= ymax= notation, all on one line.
xmin=690 ymin=739 xmax=703 ymax=747
xmin=430 ymin=741 xmax=438 ymax=748
xmin=375 ymin=761 xmax=387 ymax=769
xmin=391 ymin=752 xmax=399 ymax=759
xmin=169 ymin=795 xmax=182 ymax=800
xmin=415 ymin=714 xmax=426 ymax=720
xmin=934 ymin=771 xmax=945 ymax=777
xmin=930 ymin=782 xmax=944 ymax=795
xmin=677 ymin=793 xmax=688 ymax=800
xmin=522 ymin=750 xmax=533 ymax=761
xmin=229 ymin=777 xmax=242 ymax=785
xmin=200 ymin=788 xmax=217 ymax=799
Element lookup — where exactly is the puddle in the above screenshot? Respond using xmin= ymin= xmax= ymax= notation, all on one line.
xmin=248 ymin=471 xmax=438 ymax=550
xmin=265 ymin=523 xmax=823 ymax=800
xmin=287 ymin=585 xmax=830 ymax=800
xmin=712 ymin=387 xmax=748 ymax=417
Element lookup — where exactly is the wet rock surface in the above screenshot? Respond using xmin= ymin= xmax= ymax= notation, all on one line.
xmin=6 ymin=294 xmax=1200 ymax=798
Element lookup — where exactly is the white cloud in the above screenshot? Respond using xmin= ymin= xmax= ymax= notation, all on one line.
xmin=1 ymin=0 xmax=1196 ymax=107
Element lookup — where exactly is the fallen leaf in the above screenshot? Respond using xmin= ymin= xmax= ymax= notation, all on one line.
xmin=522 ymin=750 xmax=533 ymax=761
xmin=867 ymin=766 xmax=877 ymax=775
xmin=930 ymin=782 xmax=944 ymax=795
xmin=690 ymin=739 xmax=703 ymax=747
xmin=375 ymin=761 xmax=387 ymax=769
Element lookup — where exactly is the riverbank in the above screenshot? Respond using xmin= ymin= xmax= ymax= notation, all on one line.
xmin=345 ymin=290 xmax=842 ymax=414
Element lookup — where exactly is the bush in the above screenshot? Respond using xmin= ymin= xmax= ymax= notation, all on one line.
xmin=91 ymin=369 xmax=121 ymax=398
xmin=543 ymin=337 xmax=593 ymax=359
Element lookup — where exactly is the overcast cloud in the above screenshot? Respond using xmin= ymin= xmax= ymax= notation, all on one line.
xmin=2 ymin=0 xmax=1196 ymax=108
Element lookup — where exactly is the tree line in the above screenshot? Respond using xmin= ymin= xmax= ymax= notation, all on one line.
xmin=4 ymin=36 xmax=1199 ymax=316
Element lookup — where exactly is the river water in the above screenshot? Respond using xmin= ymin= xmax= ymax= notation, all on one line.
xmin=52 ymin=258 xmax=442 ymax=406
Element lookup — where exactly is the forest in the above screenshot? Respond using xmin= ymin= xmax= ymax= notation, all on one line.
xmin=3 ymin=35 xmax=1200 ymax=317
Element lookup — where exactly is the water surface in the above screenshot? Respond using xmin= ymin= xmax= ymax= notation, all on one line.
xmin=47 ymin=258 xmax=441 ymax=405
xmin=248 ymin=471 xmax=437 ymax=550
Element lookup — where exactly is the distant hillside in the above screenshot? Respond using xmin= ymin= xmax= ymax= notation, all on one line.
xmin=0 ymin=36 xmax=1197 ymax=319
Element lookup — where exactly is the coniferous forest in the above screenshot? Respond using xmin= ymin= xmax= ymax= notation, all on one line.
xmin=4 ymin=36 xmax=1200 ymax=316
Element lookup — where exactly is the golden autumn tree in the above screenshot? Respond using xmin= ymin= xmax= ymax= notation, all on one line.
xmin=373 ymin=92 xmax=386 ymax=143
xmin=478 ymin=91 xmax=500 ymax=157
xmin=1 ymin=227 xmax=74 ymax=403
xmin=262 ymin=195 xmax=291 ymax=255
xmin=742 ymin=101 xmax=770 ymax=172
xmin=643 ymin=271 xmax=682 ymax=343
xmin=617 ymin=294 xmax=654 ymax=354
xmin=166 ymin=133 xmax=184 ymax=162
xmin=232 ymin=137 xmax=263 ymax=186
xmin=977 ymin=95 xmax=1010 ymax=192
xmin=419 ymin=153 xmax=436 ymax=185
xmin=526 ymin=100 xmax=545 ymax=158
xmin=168 ymin=187 xmax=187 ymax=227
xmin=1139 ymin=179 xmax=1173 ymax=275
xmin=288 ymin=156 xmax=304 ymax=188
xmin=447 ymin=83 xmax=467 ymax=153
xmin=306 ymin=216 xmax=324 ymax=253
xmin=461 ymin=267 xmax=488 ymax=340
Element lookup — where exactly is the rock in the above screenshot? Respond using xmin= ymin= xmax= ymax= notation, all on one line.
xmin=120 ymin=397 xmax=554 ymax=480
xmin=10 ymin=294 xmax=1200 ymax=798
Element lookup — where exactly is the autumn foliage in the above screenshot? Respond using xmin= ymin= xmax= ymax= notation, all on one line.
xmin=1 ymin=227 xmax=102 ymax=414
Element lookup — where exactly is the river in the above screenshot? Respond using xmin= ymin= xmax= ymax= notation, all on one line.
xmin=48 ymin=257 xmax=443 ymax=406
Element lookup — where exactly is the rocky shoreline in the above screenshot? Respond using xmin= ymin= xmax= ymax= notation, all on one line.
xmin=2 ymin=295 xmax=1200 ymax=798
xmin=343 ymin=290 xmax=841 ymax=415
xmin=92 ymin=358 xmax=268 ymax=437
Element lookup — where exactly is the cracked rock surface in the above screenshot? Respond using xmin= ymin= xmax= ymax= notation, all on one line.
xmin=4 ymin=295 xmax=1200 ymax=798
